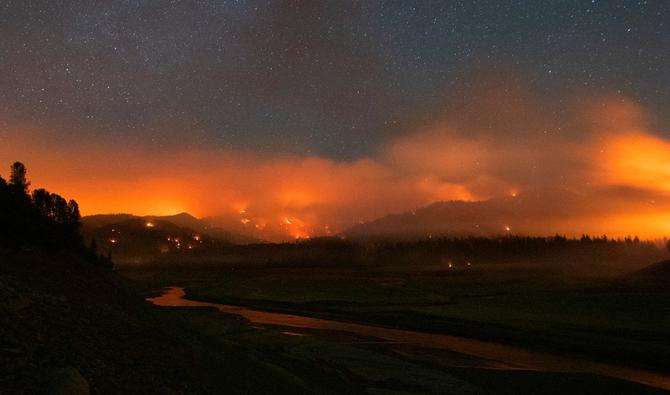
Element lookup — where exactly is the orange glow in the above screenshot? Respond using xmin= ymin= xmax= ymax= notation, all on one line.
xmin=278 ymin=190 xmax=314 ymax=209
xmin=601 ymin=133 xmax=670 ymax=192
xmin=4 ymin=91 xmax=670 ymax=240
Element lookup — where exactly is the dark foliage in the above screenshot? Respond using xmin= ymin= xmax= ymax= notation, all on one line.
xmin=360 ymin=234 xmax=660 ymax=266
xmin=0 ymin=162 xmax=110 ymax=267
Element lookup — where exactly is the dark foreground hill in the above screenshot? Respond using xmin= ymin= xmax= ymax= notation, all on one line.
xmin=0 ymin=162 xmax=308 ymax=393
xmin=0 ymin=247 xmax=313 ymax=394
xmin=630 ymin=259 xmax=670 ymax=283
xmin=1 ymin=247 xmax=196 ymax=393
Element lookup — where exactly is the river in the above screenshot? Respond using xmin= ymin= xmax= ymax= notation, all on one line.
xmin=148 ymin=286 xmax=670 ymax=391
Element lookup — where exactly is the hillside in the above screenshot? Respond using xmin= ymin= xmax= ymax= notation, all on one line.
xmin=0 ymin=162 xmax=311 ymax=393
xmin=82 ymin=213 xmax=259 ymax=251
xmin=0 ymin=248 xmax=198 ymax=393
xmin=0 ymin=246 xmax=322 ymax=394
xmin=344 ymin=200 xmax=508 ymax=239
xmin=344 ymin=189 xmax=602 ymax=239
xmin=630 ymin=259 xmax=670 ymax=283
xmin=83 ymin=217 xmax=231 ymax=264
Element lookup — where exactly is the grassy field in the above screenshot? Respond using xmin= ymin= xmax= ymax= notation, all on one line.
xmin=122 ymin=260 xmax=670 ymax=393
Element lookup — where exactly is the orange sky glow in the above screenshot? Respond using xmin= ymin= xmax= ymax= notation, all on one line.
xmin=2 ymin=89 xmax=670 ymax=241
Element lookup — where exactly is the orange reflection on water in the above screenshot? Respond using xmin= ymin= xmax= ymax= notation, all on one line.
xmin=148 ymin=287 xmax=670 ymax=391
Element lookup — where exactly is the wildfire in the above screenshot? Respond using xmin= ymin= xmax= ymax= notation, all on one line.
xmin=291 ymin=229 xmax=310 ymax=239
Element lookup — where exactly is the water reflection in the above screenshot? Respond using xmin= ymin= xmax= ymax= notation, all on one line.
xmin=148 ymin=287 xmax=670 ymax=391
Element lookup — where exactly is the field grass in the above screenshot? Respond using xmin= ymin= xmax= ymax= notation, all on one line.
xmin=123 ymin=260 xmax=670 ymax=382
xmin=148 ymin=294 xmax=669 ymax=394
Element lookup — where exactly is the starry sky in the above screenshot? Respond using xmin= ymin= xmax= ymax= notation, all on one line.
xmin=1 ymin=0 xmax=668 ymax=158
xmin=1 ymin=1 xmax=670 ymax=239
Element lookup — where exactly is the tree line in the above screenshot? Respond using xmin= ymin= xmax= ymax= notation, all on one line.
xmin=0 ymin=161 xmax=109 ymax=266
xmin=197 ymin=234 xmax=663 ymax=268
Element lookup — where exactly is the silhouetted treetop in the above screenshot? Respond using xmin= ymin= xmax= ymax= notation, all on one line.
xmin=1 ymin=162 xmax=86 ymax=252
xmin=9 ymin=161 xmax=29 ymax=194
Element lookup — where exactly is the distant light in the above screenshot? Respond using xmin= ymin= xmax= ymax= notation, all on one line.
xmin=109 ymin=238 xmax=117 ymax=244
xmin=448 ymin=261 xmax=453 ymax=269
xmin=240 ymin=218 xmax=251 ymax=225
xmin=505 ymin=225 xmax=511 ymax=232
xmin=145 ymin=221 xmax=155 ymax=228
xmin=193 ymin=235 xmax=201 ymax=241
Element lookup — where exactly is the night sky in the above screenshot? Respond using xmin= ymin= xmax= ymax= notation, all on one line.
xmin=2 ymin=1 xmax=668 ymax=158
xmin=1 ymin=1 xmax=670 ymax=239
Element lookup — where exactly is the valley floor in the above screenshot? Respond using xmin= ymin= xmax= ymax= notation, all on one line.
xmin=122 ymin=261 xmax=670 ymax=394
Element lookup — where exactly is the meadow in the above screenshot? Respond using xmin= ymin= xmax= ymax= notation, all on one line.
xmin=122 ymin=256 xmax=670 ymax=394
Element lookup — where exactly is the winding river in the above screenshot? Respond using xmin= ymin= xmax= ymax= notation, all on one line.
xmin=148 ymin=286 xmax=670 ymax=391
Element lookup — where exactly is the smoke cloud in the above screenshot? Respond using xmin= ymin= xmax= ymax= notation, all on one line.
xmin=2 ymin=82 xmax=670 ymax=240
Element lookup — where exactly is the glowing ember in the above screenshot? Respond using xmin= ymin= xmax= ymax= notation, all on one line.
xmin=145 ymin=222 xmax=155 ymax=228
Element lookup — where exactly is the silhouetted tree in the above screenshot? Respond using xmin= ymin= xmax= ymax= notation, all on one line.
xmin=0 ymin=162 xmax=89 ymax=251
xmin=9 ymin=161 xmax=29 ymax=195
xmin=32 ymin=188 xmax=53 ymax=218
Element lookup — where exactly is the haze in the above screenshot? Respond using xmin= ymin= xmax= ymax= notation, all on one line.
xmin=1 ymin=2 xmax=669 ymax=240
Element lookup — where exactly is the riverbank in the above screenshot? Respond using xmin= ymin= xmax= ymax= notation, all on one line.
xmin=122 ymin=263 xmax=670 ymax=393
xmin=123 ymin=263 xmax=670 ymax=374
xmin=0 ymin=249 xmax=332 ymax=394
xmin=150 ymin=286 xmax=670 ymax=391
